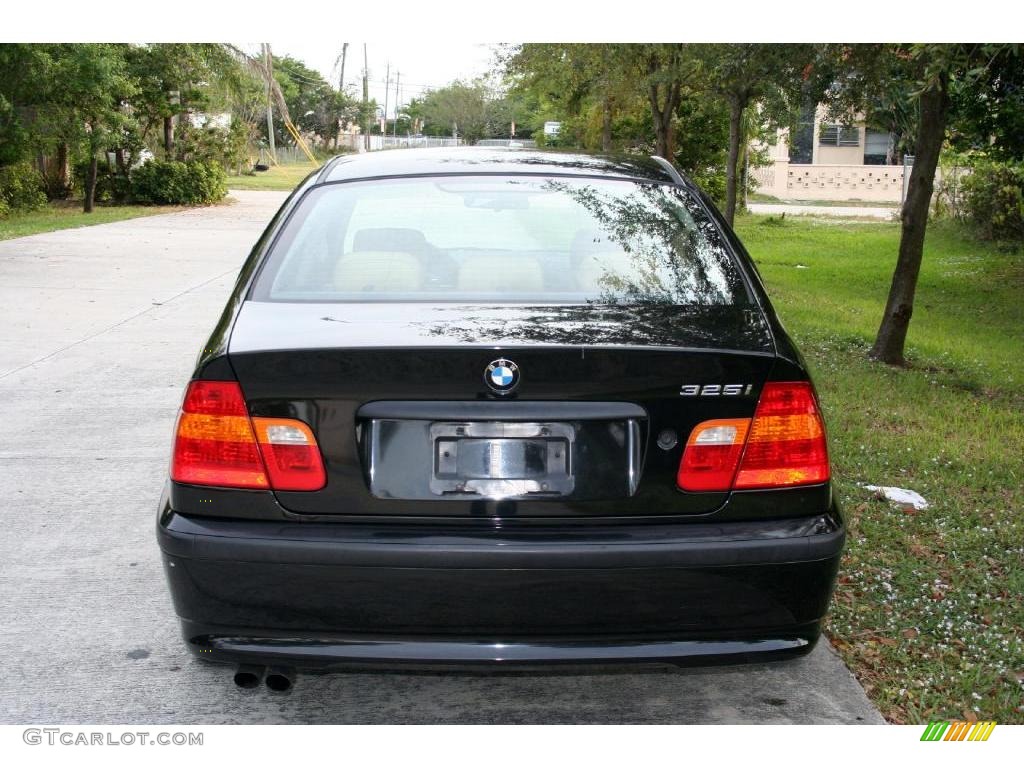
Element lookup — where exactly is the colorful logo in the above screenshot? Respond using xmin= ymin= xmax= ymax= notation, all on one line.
xmin=484 ymin=359 xmax=520 ymax=395
xmin=921 ymin=721 xmax=996 ymax=741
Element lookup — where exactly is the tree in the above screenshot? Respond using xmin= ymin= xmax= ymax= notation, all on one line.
xmin=823 ymin=44 xmax=1022 ymax=366
xmin=268 ymin=54 xmax=357 ymax=149
xmin=407 ymin=81 xmax=485 ymax=141
xmin=0 ymin=44 xmax=280 ymax=206
xmin=694 ymin=44 xmax=815 ymax=225
xmin=503 ymin=44 xmax=634 ymax=151
xmin=948 ymin=51 xmax=1024 ymax=161
xmin=405 ymin=81 xmax=543 ymax=144
xmin=126 ymin=44 xmax=235 ymax=158
xmin=0 ymin=45 xmax=54 ymax=167
xmin=672 ymin=92 xmax=732 ymax=202
xmin=53 ymin=45 xmax=137 ymax=212
xmin=506 ymin=44 xmax=695 ymax=158
xmin=5 ymin=44 xmax=138 ymax=212
xmin=633 ymin=44 xmax=690 ymax=159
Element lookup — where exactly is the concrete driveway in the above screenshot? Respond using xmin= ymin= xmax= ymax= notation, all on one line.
xmin=0 ymin=190 xmax=883 ymax=724
xmin=747 ymin=202 xmax=898 ymax=219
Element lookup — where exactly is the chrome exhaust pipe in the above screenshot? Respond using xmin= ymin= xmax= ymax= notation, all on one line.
xmin=233 ymin=664 xmax=264 ymax=689
xmin=265 ymin=665 xmax=295 ymax=693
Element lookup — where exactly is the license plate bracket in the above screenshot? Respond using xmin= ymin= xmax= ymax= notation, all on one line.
xmin=429 ymin=421 xmax=575 ymax=498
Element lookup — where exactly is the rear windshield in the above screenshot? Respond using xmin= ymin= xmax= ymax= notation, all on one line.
xmin=251 ymin=175 xmax=750 ymax=306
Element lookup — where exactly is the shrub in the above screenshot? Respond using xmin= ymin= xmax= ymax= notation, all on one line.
xmin=960 ymin=160 xmax=1024 ymax=241
xmin=72 ymin=159 xmax=131 ymax=204
xmin=0 ymin=162 xmax=47 ymax=213
xmin=174 ymin=120 xmax=253 ymax=173
xmin=130 ymin=159 xmax=227 ymax=205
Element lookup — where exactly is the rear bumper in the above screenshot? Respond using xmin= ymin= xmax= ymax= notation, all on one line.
xmin=157 ymin=501 xmax=844 ymax=668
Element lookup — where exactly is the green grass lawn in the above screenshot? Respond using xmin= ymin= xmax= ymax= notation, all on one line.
xmin=733 ymin=214 xmax=1024 ymax=724
xmin=0 ymin=200 xmax=186 ymax=241
xmin=227 ymin=161 xmax=320 ymax=191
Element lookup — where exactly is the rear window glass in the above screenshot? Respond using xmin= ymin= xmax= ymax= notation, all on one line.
xmin=251 ymin=175 xmax=750 ymax=306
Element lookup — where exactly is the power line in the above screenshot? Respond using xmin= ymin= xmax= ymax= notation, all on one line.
xmin=274 ymin=61 xmax=329 ymax=87
xmin=370 ymin=78 xmax=457 ymax=90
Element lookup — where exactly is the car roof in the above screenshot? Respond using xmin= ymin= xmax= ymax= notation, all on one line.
xmin=316 ymin=147 xmax=682 ymax=186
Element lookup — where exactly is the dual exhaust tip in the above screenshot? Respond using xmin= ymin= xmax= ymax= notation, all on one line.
xmin=233 ymin=664 xmax=294 ymax=692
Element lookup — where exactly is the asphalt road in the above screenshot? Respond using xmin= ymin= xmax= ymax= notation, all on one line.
xmin=0 ymin=190 xmax=884 ymax=724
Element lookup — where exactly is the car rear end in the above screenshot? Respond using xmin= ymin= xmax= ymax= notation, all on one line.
xmin=158 ymin=151 xmax=843 ymax=670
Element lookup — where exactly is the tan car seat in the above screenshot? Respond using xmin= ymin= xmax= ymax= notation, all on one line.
xmin=333 ymin=252 xmax=423 ymax=293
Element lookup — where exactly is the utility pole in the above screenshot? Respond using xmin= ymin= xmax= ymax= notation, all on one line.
xmin=383 ymin=62 xmax=390 ymax=141
xmin=393 ymin=71 xmax=400 ymax=140
xmin=338 ymin=43 xmax=348 ymax=91
xmin=362 ymin=44 xmax=370 ymax=151
xmin=262 ymin=43 xmax=276 ymax=162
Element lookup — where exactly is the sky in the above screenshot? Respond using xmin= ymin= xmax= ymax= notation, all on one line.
xmin=242 ymin=42 xmax=498 ymax=119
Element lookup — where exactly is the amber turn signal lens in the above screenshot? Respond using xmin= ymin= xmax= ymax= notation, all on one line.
xmin=171 ymin=381 xmax=268 ymax=489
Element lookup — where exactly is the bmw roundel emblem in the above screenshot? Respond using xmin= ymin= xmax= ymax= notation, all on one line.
xmin=485 ymin=358 xmax=520 ymax=394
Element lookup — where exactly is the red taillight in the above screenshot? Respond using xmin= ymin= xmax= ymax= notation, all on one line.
xmin=170 ymin=381 xmax=325 ymax=491
xmin=677 ymin=418 xmax=750 ymax=491
xmin=181 ymin=379 xmax=249 ymax=416
xmin=677 ymin=381 xmax=830 ymax=492
xmin=251 ymin=417 xmax=326 ymax=491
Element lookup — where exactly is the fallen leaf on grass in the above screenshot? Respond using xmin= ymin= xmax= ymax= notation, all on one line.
xmin=909 ymin=541 xmax=932 ymax=557
xmin=902 ymin=628 xmax=919 ymax=639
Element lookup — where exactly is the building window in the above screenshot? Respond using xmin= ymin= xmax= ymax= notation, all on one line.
xmin=864 ymin=129 xmax=895 ymax=165
xmin=789 ymin=101 xmax=815 ymax=164
xmin=819 ymin=124 xmax=860 ymax=147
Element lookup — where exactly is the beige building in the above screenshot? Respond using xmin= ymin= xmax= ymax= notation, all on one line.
xmin=752 ymin=106 xmax=907 ymax=204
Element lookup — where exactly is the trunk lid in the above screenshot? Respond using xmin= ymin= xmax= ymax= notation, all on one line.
xmin=228 ymin=301 xmax=776 ymax=518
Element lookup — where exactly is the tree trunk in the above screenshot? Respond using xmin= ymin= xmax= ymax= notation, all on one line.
xmin=647 ymin=81 xmax=679 ymax=159
xmin=869 ymin=76 xmax=950 ymax=366
xmin=601 ymin=95 xmax=612 ymax=153
xmin=56 ymin=143 xmax=70 ymax=198
xmin=83 ymin=154 xmax=98 ymax=214
xmin=163 ymin=115 xmax=174 ymax=157
xmin=724 ymin=96 xmax=744 ymax=226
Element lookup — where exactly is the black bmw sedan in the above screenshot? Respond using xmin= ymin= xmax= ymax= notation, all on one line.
xmin=158 ymin=148 xmax=843 ymax=686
